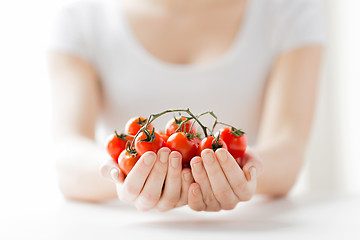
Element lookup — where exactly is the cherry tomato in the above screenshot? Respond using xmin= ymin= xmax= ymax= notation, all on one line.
xmin=218 ymin=127 xmax=247 ymax=159
xmin=165 ymin=117 xmax=196 ymax=136
xmin=125 ymin=117 xmax=154 ymax=136
xmin=198 ymin=135 xmax=227 ymax=155
xmin=193 ymin=137 xmax=201 ymax=146
xmin=106 ymin=133 xmax=133 ymax=163
xmin=159 ymin=132 xmax=169 ymax=143
xmin=135 ymin=130 xmax=165 ymax=155
xmin=118 ymin=150 xmax=140 ymax=176
xmin=166 ymin=132 xmax=198 ymax=164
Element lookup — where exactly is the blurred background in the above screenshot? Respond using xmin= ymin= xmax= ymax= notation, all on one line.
xmin=0 ymin=0 xmax=359 ymax=223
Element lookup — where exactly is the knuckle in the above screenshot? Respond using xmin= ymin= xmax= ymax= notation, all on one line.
xmin=156 ymin=195 xmax=179 ymax=212
xmin=176 ymin=194 xmax=188 ymax=206
xmin=119 ymin=184 xmax=137 ymax=202
xmin=140 ymin=191 xmax=159 ymax=206
xmin=156 ymin=197 xmax=179 ymax=212
xmin=214 ymin=187 xmax=233 ymax=201
xmin=203 ymin=193 xmax=216 ymax=204
xmin=163 ymin=196 xmax=180 ymax=207
xmin=234 ymin=181 xmax=248 ymax=194
xmin=124 ymin=184 xmax=138 ymax=198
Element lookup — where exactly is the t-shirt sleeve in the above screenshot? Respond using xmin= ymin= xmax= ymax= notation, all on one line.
xmin=49 ymin=3 xmax=94 ymax=62
xmin=278 ymin=0 xmax=326 ymax=53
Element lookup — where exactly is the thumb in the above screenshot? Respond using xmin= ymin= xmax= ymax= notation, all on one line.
xmin=240 ymin=147 xmax=264 ymax=182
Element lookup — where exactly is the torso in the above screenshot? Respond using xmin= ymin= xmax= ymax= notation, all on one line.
xmin=68 ymin=0 xmax=318 ymax=145
xmin=91 ymin=0 xmax=273 ymax=145
xmin=122 ymin=0 xmax=247 ymax=65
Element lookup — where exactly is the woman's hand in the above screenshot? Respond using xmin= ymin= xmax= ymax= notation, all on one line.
xmin=188 ymin=147 xmax=263 ymax=211
xmin=100 ymin=147 xmax=194 ymax=211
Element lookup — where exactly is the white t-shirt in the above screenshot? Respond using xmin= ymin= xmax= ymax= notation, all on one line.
xmin=51 ymin=0 xmax=325 ymax=145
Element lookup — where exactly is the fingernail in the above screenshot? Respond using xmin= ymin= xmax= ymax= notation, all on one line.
xmin=144 ymin=154 xmax=156 ymax=166
xmin=193 ymin=187 xmax=200 ymax=196
xmin=171 ymin=157 xmax=180 ymax=168
xmin=203 ymin=152 xmax=214 ymax=164
xmin=192 ymin=161 xmax=203 ymax=173
xmin=217 ymin=149 xmax=227 ymax=162
xmin=110 ymin=169 xmax=119 ymax=182
xmin=250 ymin=167 xmax=256 ymax=180
xmin=183 ymin=171 xmax=191 ymax=181
xmin=159 ymin=151 xmax=169 ymax=164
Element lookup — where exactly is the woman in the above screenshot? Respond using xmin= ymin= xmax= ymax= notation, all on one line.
xmin=49 ymin=0 xmax=325 ymax=211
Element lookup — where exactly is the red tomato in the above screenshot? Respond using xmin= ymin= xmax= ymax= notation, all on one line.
xmin=106 ymin=133 xmax=133 ymax=163
xmin=125 ymin=117 xmax=154 ymax=136
xmin=159 ymin=132 xmax=169 ymax=143
xmin=198 ymin=135 xmax=227 ymax=155
xmin=218 ymin=127 xmax=247 ymax=159
xmin=165 ymin=117 xmax=196 ymax=136
xmin=182 ymin=162 xmax=191 ymax=169
xmin=118 ymin=150 xmax=140 ymax=176
xmin=135 ymin=130 xmax=165 ymax=155
xmin=193 ymin=137 xmax=201 ymax=146
xmin=166 ymin=132 xmax=198 ymax=164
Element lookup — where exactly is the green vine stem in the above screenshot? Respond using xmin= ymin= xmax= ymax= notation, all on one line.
xmin=213 ymin=121 xmax=246 ymax=136
xmin=128 ymin=108 xmax=215 ymax=153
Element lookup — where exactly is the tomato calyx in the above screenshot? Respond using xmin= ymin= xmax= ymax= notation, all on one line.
xmin=125 ymin=142 xmax=138 ymax=156
xmin=230 ymin=127 xmax=245 ymax=137
xmin=211 ymin=134 xmax=225 ymax=151
xmin=138 ymin=128 xmax=157 ymax=143
xmin=175 ymin=117 xmax=190 ymax=131
xmin=135 ymin=117 xmax=148 ymax=126
xmin=115 ymin=130 xmax=132 ymax=141
xmin=183 ymin=128 xmax=196 ymax=140
xmin=173 ymin=116 xmax=185 ymax=126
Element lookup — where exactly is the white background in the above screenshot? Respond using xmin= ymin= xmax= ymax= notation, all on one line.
xmin=0 ymin=0 xmax=359 ymax=237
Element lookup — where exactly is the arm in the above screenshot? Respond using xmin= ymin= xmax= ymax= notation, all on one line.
xmin=187 ymin=45 xmax=323 ymax=211
xmin=50 ymin=52 xmax=193 ymax=207
xmin=48 ymin=52 xmax=117 ymax=202
xmin=255 ymin=45 xmax=323 ymax=196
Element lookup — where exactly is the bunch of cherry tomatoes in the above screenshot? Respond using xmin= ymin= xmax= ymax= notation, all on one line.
xmin=106 ymin=109 xmax=247 ymax=176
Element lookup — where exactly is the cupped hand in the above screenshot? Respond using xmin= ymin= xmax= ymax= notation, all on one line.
xmin=100 ymin=147 xmax=194 ymax=211
xmin=188 ymin=147 xmax=263 ymax=211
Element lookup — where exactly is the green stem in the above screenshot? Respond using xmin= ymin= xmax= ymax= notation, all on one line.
xmin=128 ymin=108 xmax=210 ymax=152
xmin=216 ymin=121 xmax=246 ymax=136
xmin=216 ymin=121 xmax=236 ymax=129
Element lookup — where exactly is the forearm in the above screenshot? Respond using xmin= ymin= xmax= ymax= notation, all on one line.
xmin=254 ymin=135 xmax=306 ymax=197
xmin=55 ymin=136 xmax=117 ymax=202
xmin=253 ymin=46 xmax=323 ymax=197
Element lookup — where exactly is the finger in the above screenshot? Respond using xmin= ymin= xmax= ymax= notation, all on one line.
xmin=99 ymin=158 xmax=125 ymax=183
xmin=201 ymin=149 xmax=238 ymax=210
xmin=215 ymin=148 xmax=250 ymax=201
xmin=190 ymin=157 xmax=221 ymax=211
xmin=176 ymin=168 xmax=194 ymax=207
xmin=135 ymin=148 xmax=170 ymax=211
xmin=119 ymin=151 xmax=157 ymax=203
xmin=241 ymin=147 xmax=264 ymax=181
xmin=188 ymin=183 xmax=206 ymax=211
xmin=246 ymin=167 xmax=258 ymax=199
xmin=156 ymin=151 xmax=182 ymax=212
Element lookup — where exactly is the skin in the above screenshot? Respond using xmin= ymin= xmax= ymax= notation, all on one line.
xmin=49 ymin=0 xmax=323 ymax=209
